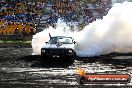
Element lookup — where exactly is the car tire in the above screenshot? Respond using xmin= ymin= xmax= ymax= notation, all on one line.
xmin=79 ymin=76 xmax=86 ymax=85
xmin=76 ymin=76 xmax=86 ymax=85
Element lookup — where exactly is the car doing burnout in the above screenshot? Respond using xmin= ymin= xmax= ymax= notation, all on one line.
xmin=41 ymin=34 xmax=76 ymax=59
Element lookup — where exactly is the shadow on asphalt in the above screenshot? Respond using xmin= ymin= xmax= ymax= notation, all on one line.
xmin=18 ymin=55 xmax=74 ymax=68
xmin=18 ymin=52 xmax=132 ymax=68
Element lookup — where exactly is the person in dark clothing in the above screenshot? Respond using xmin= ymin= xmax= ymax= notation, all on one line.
xmin=14 ymin=28 xmax=19 ymax=35
xmin=21 ymin=29 xmax=27 ymax=36
xmin=29 ymin=29 xmax=35 ymax=36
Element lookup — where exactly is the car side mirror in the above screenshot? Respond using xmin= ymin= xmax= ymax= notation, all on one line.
xmin=45 ymin=42 xmax=49 ymax=44
xmin=73 ymin=41 xmax=76 ymax=44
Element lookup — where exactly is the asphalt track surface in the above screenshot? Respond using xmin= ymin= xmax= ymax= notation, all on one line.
xmin=0 ymin=48 xmax=132 ymax=88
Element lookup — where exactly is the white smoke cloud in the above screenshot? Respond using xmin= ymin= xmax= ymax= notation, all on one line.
xmin=32 ymin=2 xmax=132 ymax=57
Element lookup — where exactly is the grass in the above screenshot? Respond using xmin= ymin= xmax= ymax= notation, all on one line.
xmin=0 ymin=40 xmax=32 ymax=44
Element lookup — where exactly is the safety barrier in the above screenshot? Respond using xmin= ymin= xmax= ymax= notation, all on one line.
xmin=0 ymin=35 xmax=32 ymax=40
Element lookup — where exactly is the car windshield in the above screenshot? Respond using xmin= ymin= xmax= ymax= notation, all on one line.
xmin=50 ymin=37 xmax=73 ymax=44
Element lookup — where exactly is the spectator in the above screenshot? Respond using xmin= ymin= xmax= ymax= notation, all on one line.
xmin=0 ymin=0 xmax=46 ymax=35
xmin=29 ymin=29 xmax=35 ymax=36
xmin=14 ymin=28 xmax=20 ymax=36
